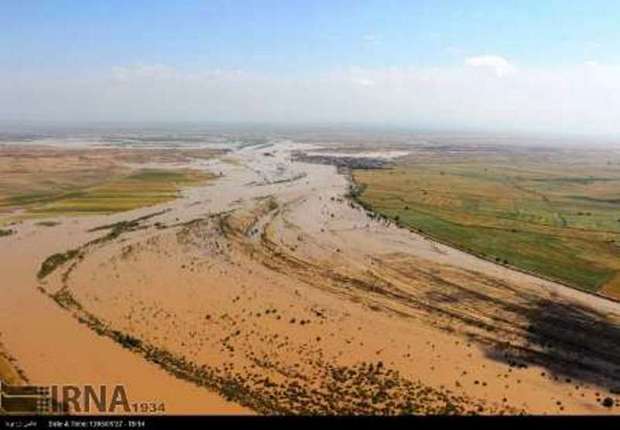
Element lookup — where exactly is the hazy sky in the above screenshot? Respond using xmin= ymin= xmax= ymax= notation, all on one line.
xmin=2 ymin=1 xmax=620 ymax=135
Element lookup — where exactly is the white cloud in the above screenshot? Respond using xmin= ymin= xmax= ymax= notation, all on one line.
xmin=465 ymin=55 xmax=516 ymax=77
xmin=3 ymin=60 xmax=620 ymax=136
xmin=351 ymin=78 xmax=375 ymax=87
xmin=361 ymin=33 xmax=381 ymax=45
xmin=111 ymin=64 xmax=177 ymax=82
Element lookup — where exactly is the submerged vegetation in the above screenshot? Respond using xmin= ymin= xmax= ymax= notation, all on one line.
xmin=353 ymin=147 xmax=620 ymax=297
xmin=37 ymin=249 xmax=81 ymax=280
xmin=0 ymin=228 xmax=14 ymax=237
xmin=37 ymin=210 xmax=168 ymax=281
xmin=35 ymin=220 xmax=61 ymax=227
xmin=0 ymin=339 xmax=26 ymax=385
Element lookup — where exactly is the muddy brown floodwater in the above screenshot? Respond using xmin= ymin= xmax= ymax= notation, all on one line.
xmin=1 ymin=140 xmax=619 ymax=414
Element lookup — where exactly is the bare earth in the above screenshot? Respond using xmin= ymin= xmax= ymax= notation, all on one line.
xmin=1 ymin=140 xmax=619 ymax=414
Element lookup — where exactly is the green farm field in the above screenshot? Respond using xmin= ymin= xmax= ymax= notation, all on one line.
xmin=0 ymin=145 xmax=216 ymax=221
xmin=26 ymin=168 xmax=212 ymax=215
xmin=353 ymin=145 xmax=620 ymax=299
xmin=0 ymin=168 xmax=212 ymax=218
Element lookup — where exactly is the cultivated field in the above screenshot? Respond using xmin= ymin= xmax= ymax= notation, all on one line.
xmin=0 ymin=145 xmax=217 ymax=220
xmin=353 ymin=144 xmax=620 ymax=298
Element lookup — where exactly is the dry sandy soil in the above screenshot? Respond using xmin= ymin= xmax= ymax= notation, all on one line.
xmin=1 ymin=139 xmax=620 ymax=414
